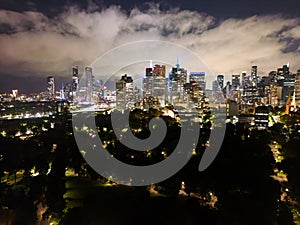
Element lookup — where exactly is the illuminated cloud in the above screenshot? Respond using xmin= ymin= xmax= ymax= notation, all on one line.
xmin=0 ymin=3 xmax=299 ymax=90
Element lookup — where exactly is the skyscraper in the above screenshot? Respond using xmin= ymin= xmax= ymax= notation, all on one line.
xmin=212 ymin=80 xmax=219 ymax=92
xmin=232 ymin=74 xmax=240 ymax=90
xmin=72 ymin=65 xmax=79 ymax=92
xmin=217 ymin=75 xmax=224 ymax=89
xmin=276 ymin=64 xmax=292 ymax=104
xmin=277 ymin=64 xmax=290 ymax=79
xmin=241 ymin=71 xmax=248 ymax=90
xmin=167 ymin=63 xmax=188 ymax=106
xmin=251 ymin=66 xmax=258 ymax=87
xmin=269 ymin=71 xmax=277 ymax=84
xmin=47 ymin=76 xmax=55 ymax=98
xmin=85 ymin=67 xmax=94 ymax=102
xmin=143 ymin=67 xmax=154 ymax=97
xmin=190 ymin=72 xmax=206 ymax=91
xmin=294 ymin=70 xmax=300 ymax=105
xmin=143 ymin=64 xmax=166 ymax=107
xmin=153 ymin=64 xmax=166 ymax=77
xmin=242 ymin=66 xmax=259 ymax=103
xmin=116 ymin=74 xmax=135 ymax=109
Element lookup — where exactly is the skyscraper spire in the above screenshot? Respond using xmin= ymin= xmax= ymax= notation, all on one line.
xmin=176 ymin=57 xmax=180 ymax=69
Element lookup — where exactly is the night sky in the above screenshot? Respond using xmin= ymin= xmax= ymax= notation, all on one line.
xmin=0 ymin=0 xmax=300 ymax=93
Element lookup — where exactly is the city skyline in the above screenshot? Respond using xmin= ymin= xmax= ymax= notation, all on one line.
xmin=0 ymin=0 xmax=300 ymax=92
xmin=1 ymin=62 xmax=299 ymax=94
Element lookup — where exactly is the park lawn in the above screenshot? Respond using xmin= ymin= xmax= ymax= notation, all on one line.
xmin=64 ymin=176 xmax=137 ymax=209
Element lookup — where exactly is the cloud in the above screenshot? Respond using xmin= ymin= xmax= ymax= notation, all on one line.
xmin=0 ymin=3 xmax=299 ymax=90
xmin=189 ymin=16 xmax=300 ymax=75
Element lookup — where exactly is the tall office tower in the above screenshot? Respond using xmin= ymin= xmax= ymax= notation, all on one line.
xmin=143 ymin=64 xmax=166 ymax=107
xmin=282 ymin=74 xmax=295 ymax=103
xmin=153 ymin=65 xmax=166 ymax=107
xmin=47 ymin=76 xmax=55 ymax=98
xmin=60 ymin=84 xmax=65 ymax=100
xmin=72 ymin=65 xmax=78 ymax=76
xmin=242 ymin=66 xmax=259 ymax=103
xmin=116 ymin=74 xmax=135 ymax=109
xmin=241 ymin=71 xmax=248 ymax=90
xmin=85 ymin=67 xmax=94 ymax=102
xmin=145 ymin=67 xmax=153 ymax=76
xmin=95 ymin=79 xmax=104 ymax=97
xmin=143 ymin=67 xmax=154 ymax=97
xmin=268 ymin=71 xmax=277 ymax=84
xmin=231 ymin=74 xmax=240 ymax=90
xmin=188 ymin=72 xmax=206 ymax=107
xmin=212 ymin=80 xmax=219 ymax=92
xmin=251 ymin=66 xmax=258 ymax=87
xmin=211 ymin=80 xmax=224 ymax=103
xmin=72 ymin=65 xmax=79 ymax=92
xmin=168 ymin=63 xmax=188 ymax=106
xmin=294 ymin=70 xmax=300 ymax=105
xmin=217 ymin=75 xmax=224 ymax=89
xmin=224 ymin=81 xmax=232 ymax=99
xmin=257 ymin=76 xmax=271 ymax=101
xmin=277 ymin=64 xmax=294 ymax=103
xmin=277 ymin=64 xmax=290 ymax=79
xmin=190 ymin=72 xmax=206 ymax=91
xmin=265 ymin=71 xmax=279 ymax=106
xmin=153 ymin=64 xmax=166 ymax=77
xmin=169 ymin=63 xmax=187 ymax=83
